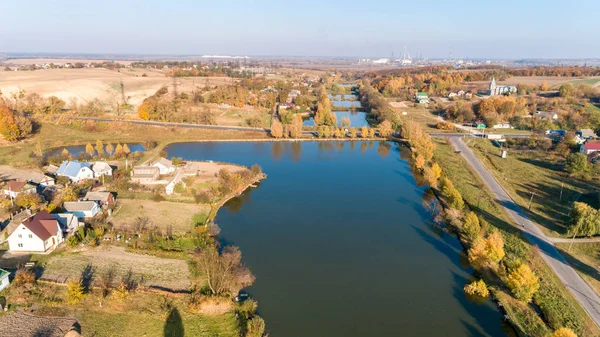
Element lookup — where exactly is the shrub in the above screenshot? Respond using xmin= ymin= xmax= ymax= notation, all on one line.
xmin=464 ymin=279 xmax=489 ymax=298
xmin=66 ymin=279 xmax=85 ymax=304
xmin=14 ymin=269 xmax=36 ymax=286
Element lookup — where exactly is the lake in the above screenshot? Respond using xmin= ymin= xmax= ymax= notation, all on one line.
xmin=164 ymin=141 xmax=511 ymax=337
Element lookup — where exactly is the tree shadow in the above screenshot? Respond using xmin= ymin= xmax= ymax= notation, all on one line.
xmin=80 ymin=263 xmax=95 ymax=292
xmin=163 ymin=307 xmax=184 ymax=337
xmin=557 ymin=246 xmax=600 ymax=291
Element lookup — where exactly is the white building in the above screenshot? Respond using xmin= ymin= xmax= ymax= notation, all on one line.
xmin=151 ymin=158 xmax=176 ymax=175
xmin=2 ymin=181 xmax=36 ymax=199
xmin=63 ymin=201 xmax=100 ymax=219
xmin=488 ymin=77 xmax=517 ymax=96
xmin=92 ymin=162 xmax=113 ymax=178
xmin=56 ymin=161 xmax=94 ymax=182
xmin=7 ymin=211 xmax=64 ymax=252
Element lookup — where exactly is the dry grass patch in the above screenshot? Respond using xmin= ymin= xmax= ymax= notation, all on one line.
xmin=41 ymin=246 xmax=190 ymax=291
xmin=111 ymin=199 xmax=209 ymax=234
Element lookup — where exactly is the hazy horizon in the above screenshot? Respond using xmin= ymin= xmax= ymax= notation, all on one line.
xmin=1 ymin=0 xmax=599 ymax=59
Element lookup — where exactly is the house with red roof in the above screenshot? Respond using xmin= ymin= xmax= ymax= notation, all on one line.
xmin=2 ymin=180 xmax=36 ymax=199
xmin=7 ymin=210 xmax=64 ymax=252
xmin=580 ymin=140 xmax=600 ymax=155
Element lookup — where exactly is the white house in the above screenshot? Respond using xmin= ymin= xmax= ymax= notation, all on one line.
xmin=36 ymin=175 xmax=55 ymax=188
xmin=63 ymin=201 xmax=100 ymax=219
xmin=2 ymin=181 xmax=37 ymax=199
xmin=92 ymin=161 xmax=113 ymax=178
xmin=492 ymin=122 xmax=513 ymax=129
xmin=0 ymin=269 xmax=9 ymax=292
xmin=51 ymin=213 xmax=81 ymax=233
xmin=580 ymin=140 xmax=600 ymax=155
xmin=535 ymin=111 xmax=558 ymax=121
xmin=56 ymin=161 xmax=94 ymax=182
xmin=151 ymin=158 xmax=176 ymax=175
xmin=7 ymin=211 xmax=64 ymax=252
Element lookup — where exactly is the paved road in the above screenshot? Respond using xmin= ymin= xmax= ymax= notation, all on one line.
xmin=450 ymin=136 xmax=600 ymax=328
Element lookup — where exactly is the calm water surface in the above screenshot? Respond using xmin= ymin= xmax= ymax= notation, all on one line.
xmin=304 ymin=94 xmax=367 ymax=127
xmin=165 ymin=141 xmax=510 ymax=337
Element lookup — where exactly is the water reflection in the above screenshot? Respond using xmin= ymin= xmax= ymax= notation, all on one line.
xmin=376 ymin=141 xmax=391 ymax=158
xmin=291 ymin=142 xmax=302 ymax=163
xmin=271 ymin=142 xmax=284 ymax=161
xmin=223 ymin=186 xmax=254 ymax=214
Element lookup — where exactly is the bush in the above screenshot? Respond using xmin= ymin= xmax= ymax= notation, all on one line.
xmin=14 ymin=269 xmax=36 ymax=286
xmin=66 ymin=279 xmax=85 ymax=304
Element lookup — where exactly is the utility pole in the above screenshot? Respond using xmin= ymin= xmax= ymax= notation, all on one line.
xmin=528 ymin=191 xmax=536 ymax=210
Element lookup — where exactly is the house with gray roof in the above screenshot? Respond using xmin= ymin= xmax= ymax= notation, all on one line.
xmin=92 ymin=162 xmax=113 ymax=178
xmin=63 ymin=201 xmax=100 ymax=219
xmin=56 ymin=161 xmax=94 ymax=182
xmin=151 ymin=158 xmax=175 ymax=175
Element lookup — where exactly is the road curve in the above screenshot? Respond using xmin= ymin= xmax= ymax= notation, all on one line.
xmin=450 ymin=136 xmax=600 ymax=328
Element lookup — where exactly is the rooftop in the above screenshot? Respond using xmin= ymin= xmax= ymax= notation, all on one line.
xmin=584 ymin=140 xmax=600 ymax=150
xmin=84 ymin=191 xmax=112 ymax=201
xmin=20 ymin=210 xmax=58 ymax=241
xmin=63 ymin=201 xmax=97 ymax=212
xmin=57 ymin=160 xmax=91 ymax=178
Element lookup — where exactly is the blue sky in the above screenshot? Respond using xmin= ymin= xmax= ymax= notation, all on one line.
xmin=1 ymin=0 xmax=598 ymax=59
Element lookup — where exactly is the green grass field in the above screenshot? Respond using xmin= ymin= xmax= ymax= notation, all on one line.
xmin=568 ymin=76 xmax=600 ymax=87
xmin=467 ymin=139 xmax=600 ymax=236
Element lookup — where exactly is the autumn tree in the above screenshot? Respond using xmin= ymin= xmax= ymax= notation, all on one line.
xmin=67 ymin=279 xmax=85 ymax=304
xmin=378 ymin=120 xmax=393 ymax=137
xmin=360 ymin=126 xmax=369 ymax=138
xmin=61 ymin=148 xmax=69 ymax=158
xmin=368 ymin=128 xmax=376 ymax=138
xmin=565 ymin=153 xmax=589 ymax=174
xmin=468 ymin=231 xmax=505 ymax=269
xmin=114 ymin=144 xmax=124 ymax=157
xmin=552 ymin=327 xmax=577 ymax=337
xmin=464 ymin=279 xmax=489 ymax=298
xmin=341 ymin=116 xmax=351 ymax=128
xmin=289 ymin=115 xmax=303 ymax=138
xmin=270 ymin=119 xmax=283 ymax=138
xmin=85 ymin=143 xmax=95 ymax=157
xmin=96 ymin=139 xmax=104 ymax=157
xmin=506 ymin=261 xmax=539 ymax=302
xmin=138 ymin=102 xmax=150 ymax=120
xmin=246 ymin=317 xmax=266 ymax=337
xmin=462 ymin=211 xmax=481 ymax=240
xmin=431 ymin=162 xmax=442 ymax=179
xmin=440 ymin=177 xmax=464 ymax=210
xmin=192 ymin=246 xmax=255 ymax=297
xmin=414 ymin=154 xmax=425 ymax=169
xmin=14 ymin=193 xmax=42 ymax=210
xmin=123 ymin=143 xmax=131 ymax=155
xmin=106 ymin=143 xmax=115 ymax=156
xmin=0 ymin=104 xmax=21 ymax=141
xmin=559 ymin=83 xmax=574 ymax=98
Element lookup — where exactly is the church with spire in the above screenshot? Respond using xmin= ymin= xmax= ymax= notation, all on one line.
xmin=488 ymin=77 xmax=517 ymax=96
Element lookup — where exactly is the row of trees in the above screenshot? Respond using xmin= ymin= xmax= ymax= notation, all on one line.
xmin=84 ymin=140 xmax=131 ymax=158
xmin=270 ymin=115 xmax=303 ymax=139
xmin=357 ymin=80 xmax=399 ymax=126
xmin=313 ymin=86 xmax=336 ymax=126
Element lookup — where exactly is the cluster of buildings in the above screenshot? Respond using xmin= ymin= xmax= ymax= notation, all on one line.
xmin=488 ymin=77 xmax=517 ymax=96
xmin=1 ymin=160 xmax=117 ymax=253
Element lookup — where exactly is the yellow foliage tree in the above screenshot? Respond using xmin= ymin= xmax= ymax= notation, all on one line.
xmin=85 ymin=143 xmax=94 ymax=156
xmin=95 ymin=139 xmax=104 ymax=156
xmin=270 ymin=119 xmax=283 ymax=138
xmin=114 ymin=143 xmax=124 ymax=157
xmin=485 ymin=231 xmax=505 ymax=263
xmin=506 ymin=261 xmax=539 ymax=302
xmin=368 ymin=128 xmax=376 ymax=138
xmin=468 ymin=231 xmax=505 ymax=269
xmin=66 ymin=279 xmax=85 ymax=304
xmin=431 ymin=162 xmax=442 ymax=179
xmin=123 ymin=143 xmax=131 ymax=155
xmin=361 ymin=126 xmax=369 ymax=138
xmin=464 ymin=279 xmax=489 ymax=298
xmin=552 ymin=327 xmax=577 ymax=337
xmin=138 ymin=102 xmax=150 ymax=120
xmin=106 ymin=143 xmax=114 ymax=156
xmin=61 ymin=148 xmax=69 ymax=158
xmin=415 ymin=154 xmax=425 ymax=169
xmin=378 ymin=120 xmax=393 ymax=137
xmin=463 ymin=211 xmax=481 ymax=240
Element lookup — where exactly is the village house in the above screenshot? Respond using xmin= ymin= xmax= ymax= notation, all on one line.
xmin=278 ymin=102 xmax=299 ymax=111
xmin=35 ymin=175 xmax=55 ymax=189
xmin=580 ymin=140 xmax=600 ymax=155
xmin=415 ymin=92 xmax=429 ymax=104
xmin=63 ymin=201 xmax=100 ymax=219
xmin=83 ymin=191 xmax=115 ymax=206
xmin=0 ymin=268 xmax=9 ymax=292
xmin=492 ymin=122 xmax=513 ymax=129
xmin=131 ymin=166 xmax=160 ymax=184
xmin=151 ymin=158 xmax=176 ymax=175
xmin=535 ymin=111 xmax=558 ymax=121
xmin=577 ymin=129 xmax=598 ymax=141
xmin=7 ymin=210 xmax=64 ymax=252
xmin=51 ymin=213 xmax=80 ymax=233
xmin=56 ymin=160 xmax=94 ymax=182
xmin=2 ymin=181 xmax=37 ymax=199
xmin=92 ymin=161 xmax=113 ymax=178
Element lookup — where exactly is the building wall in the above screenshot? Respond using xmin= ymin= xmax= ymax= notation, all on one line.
xmin=8 ymin=224 xmax=47 ymax=252
xmin=0 ymin=275 xmax=9 ymax=292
